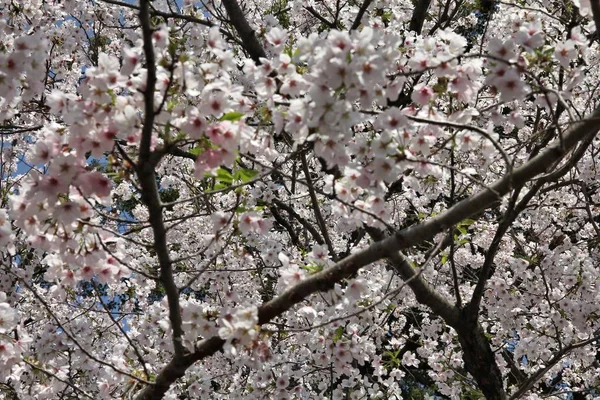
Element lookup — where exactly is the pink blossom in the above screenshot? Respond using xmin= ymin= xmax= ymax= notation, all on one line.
xmin=76 ymin=171 xmax=112 ymax=198
xmin=194 ymin=149 xmax=222 ymax=178
xmin=411 ymin=85 xmax=435 ymax=105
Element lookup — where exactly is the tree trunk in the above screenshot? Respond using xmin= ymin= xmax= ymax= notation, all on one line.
xmin=455 ymin=321 xmax=507 ymax=400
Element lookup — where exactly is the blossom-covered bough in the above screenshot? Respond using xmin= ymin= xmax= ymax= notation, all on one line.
xmin=2 ymin=0 xmax=600 ymax=399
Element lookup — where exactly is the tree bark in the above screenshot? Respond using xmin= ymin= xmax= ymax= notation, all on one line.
xmin=455 ymin=321 xmax=507 ymax=400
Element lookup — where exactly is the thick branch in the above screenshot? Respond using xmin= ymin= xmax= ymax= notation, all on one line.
xmin=350 ymin=0 xmax=373 ymax=31
xmin=590 ymin=0 xmax=600 ymax=37
xmin=368 ymin=227 xmax=507 ymax=399
xmin=469 ymin=126 xmax=598 ymax=316
xmin=384 ymin=109 xmax=600 ymax=256
xmin=367 ymin=228 xmax=460 ymax=325
xmin=455 ymin=321 xmax=508 ymax=400
xmin=221 ymin=0 xmax=267 ymax=63
xmin=138 ymin=0 xmax=156 ymax=161
xmin=135 ymin=237 xmax=394 ymax=399
xmin=409 ymin=0 xmax=433 ymax=34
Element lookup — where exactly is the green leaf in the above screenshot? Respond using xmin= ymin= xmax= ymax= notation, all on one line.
xmin=188 ymin=146 xmax=203 ymax=156
xmin=234 ymin=168 xmax=259 ymax=183
xmin=301 ymin=263 xmax=324 ymax=274
xmin=458 ymin=218 xmax=476 ymax=227
xmin=332 ymin=326 xmax=344 ymax=343
xmin=219 ymin=111 xmax=244 ymax=122
xmin=441 ymin=252 xmax=448 ymax=265
xmin=216 ymin=167 xmax=233 ymax=185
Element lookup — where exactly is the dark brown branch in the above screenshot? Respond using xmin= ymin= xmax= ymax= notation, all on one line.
xmin=305 ymin=6 xmax=336 ymax=29
xmin=0 ymin=125 xmax=43 ymax=135
xmin=367 ymin=228 xmax=460 ymax=325
xmin=134 ymin=235 xmax=395 ymax=399
xmin=270 ymin=205 xmax=301 ymax=248
xmin=368 ymin=226 xmax=507 ymax=399
xmin=590 ymin=0 xmax=600 ymax=40
xmin=138 ymin=0 xmax=186 ymax=357
xmin=455 ymin=321 xmax=507 ymax=400
xmin=409 ymin=0 xmax=432 ymax=34
xmin=301 ymin=153 xmax=337 ymax=260
xmin=502 ymin=348 xmax=527 ymax=387
xmin=221 ymin=0 xmax=267 ymax=63
xmin=272 ymin=198 xmax=325 ymax=245
xmin=448 ymin=149 xmax=462 ymax=308
xmin=138 ymin=0 xmax=156 ymax=162
xmin=162 ymin=146 xmax=198 ymax=161
xmin=427 ymin=0 xmax=456 ymax=35
xmin=99 ymin=0 xmax=244 ymax=46
xmin=350 ymin=0 xmax=373 ymax=31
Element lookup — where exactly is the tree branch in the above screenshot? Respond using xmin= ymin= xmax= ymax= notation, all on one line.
xmin=510 ymin=333 xmax=600 ymax=399
xmin=270 ymin=205 xmax=302 ymax=248
xmin=305 ymin=6 xmax=336 ymax=29
xmin=23 ymin=359 xmax=95 ymax=400
xmin=469 ymin=122 xmax=600 ymax=315
xmin=94 ymin=282 xmax=151 ymax=380
xmin=301 ymin=153 xmax=337 ymax=260
xmin=350 ymin=0 xmax=373 ymax=31
xmin=272 ymin=198 xmax=325 ymax=245
xmin=221 ymin=0 xmax=267 ymax=63
xmin=366 ymin=227 xmax=460 ymax=325
xmin=409 ymin=0 xmax=433 ymax=34
xmin=100 ymin=0 xmax=214 ymax=28
xmin=99 ymin=0 xmax=243 ymax=45
xmin=138 ymin=0 xmax=186 ymax=357
xmin=590 ymin=0 xmax=600 ymax=38
xmin=0 ymin=125 xmax=43 ymax=135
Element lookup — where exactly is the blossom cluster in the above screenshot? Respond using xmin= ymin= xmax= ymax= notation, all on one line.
xmin=0 ymin=0 xmax=599 ymax=399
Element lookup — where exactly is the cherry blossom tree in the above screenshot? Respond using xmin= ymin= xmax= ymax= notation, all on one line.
xmin=2 ymin=0 xmax=600 ymax=399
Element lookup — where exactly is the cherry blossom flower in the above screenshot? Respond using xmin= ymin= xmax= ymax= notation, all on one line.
xmin=76 ymin=171 xmax=112 ymax=198
xmin=266 ymin=27 xmax=288 ymax=52
xmin=345 ymin=279 xmax=367 ymax=300
xmin=180 ymin=108 xmax=207 ymax=139
xmin=555 ymin=40 xmax=577 ymax=69
xmin=402 ymin=351 xmax=420 ymax=367
xmin=0 ymin=292 xmax=17 ymax=333
xmin=411 ymin=84 xmax=435 ymax=106
xmin=514 ymin=21 xmax=545 ymax=51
